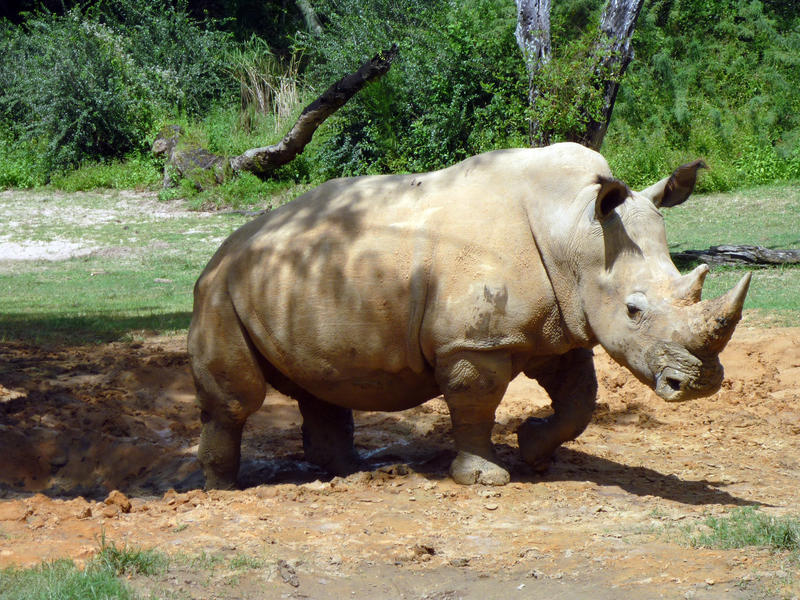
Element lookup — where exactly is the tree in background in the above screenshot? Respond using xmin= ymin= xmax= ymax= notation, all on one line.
xmin=515 ymin=0 xmax=643 ymax=149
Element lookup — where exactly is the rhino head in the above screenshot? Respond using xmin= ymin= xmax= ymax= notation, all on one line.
xmin=573 ymin=161 xmax=750 ymax=402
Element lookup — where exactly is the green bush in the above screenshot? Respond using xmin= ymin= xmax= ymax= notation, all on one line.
xmin=0 ymin=1 xmax=233 ymax=182
xmin=302 ymin=0 xmax=529 ymax=177
xmin=603 ymin=0 xmax=800 ymax=190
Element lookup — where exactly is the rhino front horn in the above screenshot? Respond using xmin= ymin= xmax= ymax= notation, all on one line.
xmin=688 ymin=272 xmax=751 ymax=354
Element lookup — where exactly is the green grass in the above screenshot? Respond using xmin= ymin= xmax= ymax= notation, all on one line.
xmin=0 ymin=559 xmax=138 ymax=600
xmin=159 ymin=170 xmax=312 ymax=211
xmin=94 ymin=536 xmax=169 ymax=577
xmin=664 ymin=184 xmax=800 ymax=251
xmin=689 ymin=507 xmax=800 ymax=552
xmin=49 ymin=155 xmax=163 ymax=192
xmin=0 ymin=538 xmax=168 ymax=600
xmin=664 ymin=182 xmax=800 ymax=324
xmin=0 ymin=190 xmax=250 ymax=344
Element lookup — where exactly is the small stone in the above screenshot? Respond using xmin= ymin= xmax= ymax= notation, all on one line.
xmin=76 ymin=506 xmax=92 ymax=519
xmin=104 ymin=490 xmax=132 ymax=513
xmin=302 ymin=480 xmax=331 ymax=493
xmin=705 ymin=579 xmax=715 ymax=586
xmin=484 ymin=503 xmax=499 ymax=511
xmin=449 ymin=558 xmax=469 ymax=567
xmin=527 ymin=569 xmax=543 ymax=579
xmin=102 ymin=504 xmax=120 ymax=518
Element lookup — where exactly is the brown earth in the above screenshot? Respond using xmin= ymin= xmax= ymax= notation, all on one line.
xmin=0 ymin=326 xmax=798 ymax=599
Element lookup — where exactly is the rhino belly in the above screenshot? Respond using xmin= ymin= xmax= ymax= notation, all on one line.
xmin=229 ymin=226 xmax=437 ymax=410
xmin=292 ymin=368 xmax=441 ymax=411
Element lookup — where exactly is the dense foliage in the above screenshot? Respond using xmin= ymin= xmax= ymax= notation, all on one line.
xmin=301 ymin=0 xmax=529 ymax=177
xmin=606 ymin=0 xmax=800 ymax=190
xmin=0 ymin=0 xmax=798 ymax=193
xmin=0 ymin=0 xmax=234 ymax=185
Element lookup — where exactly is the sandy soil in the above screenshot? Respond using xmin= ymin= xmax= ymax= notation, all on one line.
xmin=0 ymin=326 xmax=798 ymax=599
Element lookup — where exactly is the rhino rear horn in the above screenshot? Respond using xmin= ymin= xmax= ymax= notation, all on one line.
xmin=674 ymin=263 xmax=709 ymax=304
xmin=641 ymin=159 xmax=707 ymax=208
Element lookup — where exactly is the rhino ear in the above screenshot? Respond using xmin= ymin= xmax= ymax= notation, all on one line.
xmin=641 ymin=159 xmax=707 ymax=208
xmin=595 ymin=176 xmax=630 ymax=221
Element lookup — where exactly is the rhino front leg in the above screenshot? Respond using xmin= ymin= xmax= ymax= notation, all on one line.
xmin=437 ymin=351 xmax=512 ymax=486
xmin=518 ymin=348 xmax=597 ymax=471
xmin=296 ymin=393 xmax=361 ymax=475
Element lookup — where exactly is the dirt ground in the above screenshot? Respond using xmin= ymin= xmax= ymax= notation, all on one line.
xmin=1 ymin=325 xmax=799 ymax=599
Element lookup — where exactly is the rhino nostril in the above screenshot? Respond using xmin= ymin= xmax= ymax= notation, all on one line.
xmin=665 ymin=376 xmax=683 ymax=391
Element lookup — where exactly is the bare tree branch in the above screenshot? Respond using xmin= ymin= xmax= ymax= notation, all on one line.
xmin=230 ymin=45 xmax=398 ymax=179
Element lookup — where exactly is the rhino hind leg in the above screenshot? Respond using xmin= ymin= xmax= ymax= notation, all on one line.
xmin=437 ymin=351 xmax=512 ymax=486
xmin=518 ymin=348 xmax=597 ymax=472
xmin=190 ymin=309 xmax=268 ymax=490
xmin=295 ymin=393 xmax=361 ymax=475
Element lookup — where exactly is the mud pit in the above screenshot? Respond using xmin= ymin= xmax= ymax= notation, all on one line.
xmin=1 ymin=327 xmax=798 ymax=598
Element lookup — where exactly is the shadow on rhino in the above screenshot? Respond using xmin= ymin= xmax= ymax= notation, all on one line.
xmin=188 ymin=143 xmax=750 ymax=490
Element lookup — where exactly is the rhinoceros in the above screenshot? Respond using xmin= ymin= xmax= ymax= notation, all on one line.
xmin=188 ymin=142 xmax=750 ymax=489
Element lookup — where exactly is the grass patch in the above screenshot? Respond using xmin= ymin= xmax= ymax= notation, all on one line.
xmin=49 ymin=155 xmax=162 ymax=192
xmin=664 ymin=183 xmax=800 ymax=252
xmin=159 ymin=171 xmax=312 ymax=211
xmin=0 ymin=190 xmax=250 ymax=344
xmin=688 ymin=507 xmax=800 ymax=552
xmin=94 ymin=535 xmax=169 ymax=577
xmin=0 ymin=559 xmax=138 ymax=600
xmin=663 ymin=183 xmax=800 ymax=326
xmin=0 ymin=537 xmax=168 ymax=600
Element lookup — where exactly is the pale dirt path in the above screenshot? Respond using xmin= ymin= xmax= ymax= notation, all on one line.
xmin=1 ymin=326 xmax=798 ymax=599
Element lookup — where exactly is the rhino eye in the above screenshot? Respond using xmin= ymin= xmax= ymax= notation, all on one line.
xmin=625 ymin=293 xmax=647 ymax=322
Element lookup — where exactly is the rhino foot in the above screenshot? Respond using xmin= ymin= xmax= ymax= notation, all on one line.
xmin=517 ymin=416 xmax=561 ymax=473
xmin=306 ymin=449 xmax=362 ymax=477
xmin=450 ymin=452 xmax=510 ymax=486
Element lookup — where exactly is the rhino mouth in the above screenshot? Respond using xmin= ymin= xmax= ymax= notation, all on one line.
xmin=654 ymin=363 xmax=723 ymax=402
xmin=655 ymin=367 xmax=692 ymax=401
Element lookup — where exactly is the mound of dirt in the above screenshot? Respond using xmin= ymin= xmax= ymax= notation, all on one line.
xmin=0 ymin=327 xmax=798 ymax=598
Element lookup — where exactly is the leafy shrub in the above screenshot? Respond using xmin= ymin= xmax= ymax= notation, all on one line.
xmin=302 ymin=0 xmax=529 ymax=177
xmin=0 ymin=1 xmax=233 ymax=182
xmin=603 ymin=0 xmax=800 ymax=190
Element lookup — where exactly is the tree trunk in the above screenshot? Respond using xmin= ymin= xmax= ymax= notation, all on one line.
xmin=514 ymin=0 xmax=551 ymax=145
xmin=295 ymin=0 xmax=323 ymax=37
xmin=576 ymin=0 xmax=644 ymax=149
xmin=230 ymin=45 xmax=398 ymax=179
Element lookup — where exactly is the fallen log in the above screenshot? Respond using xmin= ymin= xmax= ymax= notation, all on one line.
xmin=673 ymin=245 xmax=800 ymax=266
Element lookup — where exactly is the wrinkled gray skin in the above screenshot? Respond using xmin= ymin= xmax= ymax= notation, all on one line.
xmin=188 ymin=143 xmax=750 ymax=489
